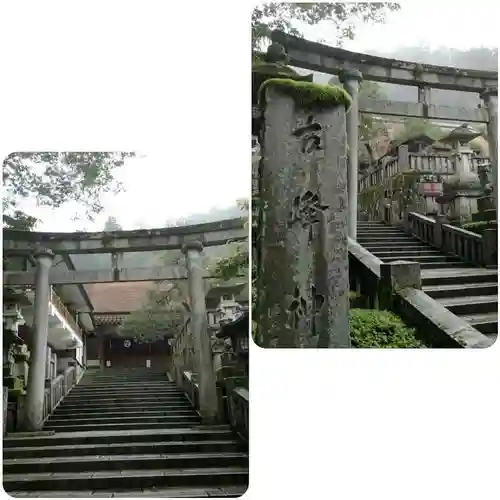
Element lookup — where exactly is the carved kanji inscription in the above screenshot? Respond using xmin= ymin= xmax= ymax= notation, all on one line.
xmin=293 ymin=115 xmax=324 ymax=153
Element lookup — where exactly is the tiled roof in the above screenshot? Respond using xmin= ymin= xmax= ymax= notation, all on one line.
xmin=94 ymin=314 xmax=127 ymax=325
xmin=85 ymin=282 xmax=159 ymax=313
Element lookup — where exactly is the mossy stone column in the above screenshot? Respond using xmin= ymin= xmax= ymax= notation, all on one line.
xmin=257 ymin=81 xmax=350 ymax=348
xmin=340 ymin=69 xmax=363 ymax=240
xmin=182 ymin=241 xmax=218 ymax=421
xmin=481 ymin=87 xmax=498 ymax=208
xmin=23 ymin=248 xmax=54 ymax=431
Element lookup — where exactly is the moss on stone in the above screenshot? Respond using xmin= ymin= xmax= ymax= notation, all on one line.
xmin=252 ymin=63 xmax=313 ymax=107
xmin=258 ymin=78 xmax=352 ymax=110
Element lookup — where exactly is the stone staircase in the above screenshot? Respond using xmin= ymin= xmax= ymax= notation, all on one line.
xmin=3 ymin=368 xmax=249 ymax=497
xmin=357 ymin=222 xmax=498 ymax=342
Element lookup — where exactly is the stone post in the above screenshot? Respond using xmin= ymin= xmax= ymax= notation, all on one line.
xmin=23 ymin=248 xmax=54 ymax=431
xmin=82 ymin=333 xmax=88 ymax=368
xmin=340 ymin=69 xmax=363 ymax=240
xmin=379 ymin=260 xmax=421 ymax=310
xmin=182 ymin=241 xmax=218 ymax=421
xmin=257 ymin=84 xmax=350 ymax=348
xmin=433 ymin=214 xmax=447 ymax=250
xmin=481 ymin=87 xmax=498 ymax=208
xmin=482 ymin=228 xmax=497 ymax=267
xmin=45 ymin=346 xmax=52 ymax=380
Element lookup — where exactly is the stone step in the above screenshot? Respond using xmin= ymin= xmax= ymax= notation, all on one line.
xmin=60 ymin=395 xmax=190 ymax=404
xmin=9 ymin=485 xmax=248 ymax=498
xmin=417 ymin=262 xmax=473 ymax=269
xmin=436 ymin=295 xmax=498 ymax=315
xmin=372 ymin=249 xmax=443 ymax=257
xmin=78 ymin=376 xmax=170 ymax=382
xmin=77 ymin=378 xmax=170 ymax=385
xmin=54 ymin=402 xmax=193 ymax=412
xmin=357 ymin=232 xmax=406 ymax=238
xmin=46 ymin=415 xmax=201 ymax=427
xmin=43 ymin=420 xmax=202 ymax=432
xmin=51 ymin=409 xmax=197 ymax=420
xmin=379 ymin=255 xmax=460 ymax=264
xmin=3 ymin=427 xmax=234 ymax=448
xmin=421 ymin=268 xmax=498 ymax=286
xmin=2 ymin=466 xmax=249 ymax=492
xmin=459 ymin=312 xmax=498 ymax=335
xmin=357 ymin=229 xmax=406 ymax=235
xmin=64 ymin=390 xmax=185 ymax=399
xmin=73 ymin=382 xmax=174 ymax=389
xmin=3 ymin=452 xmax=248 ymax=475
xmin=4 ymin=439 xmax=243 ymax=459
xmin=362 ymin=241 xmax=430 ymax=249
xmin=357 ymin=236 xmax=414 ymax=242
xmin=422 ymin=282 xmax=498 ymax=299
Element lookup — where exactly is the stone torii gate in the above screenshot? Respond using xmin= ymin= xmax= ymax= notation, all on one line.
xmin=268 ymin=30 xmax=498 ymax=238
xmin=3 ymin=218 xmax=247 ymax=430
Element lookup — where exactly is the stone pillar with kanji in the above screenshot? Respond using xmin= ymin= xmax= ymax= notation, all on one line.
xmin=255 ymin=80 xmax=351 ymax=348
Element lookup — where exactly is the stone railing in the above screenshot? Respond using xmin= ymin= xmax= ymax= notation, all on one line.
xmin=442 ymin=224 xmax=483 ymax=264
xmin=42 ymin=365 xmax=78 ymax=423
xmin=348 ymin=238 xmax=493 ymax=348
xmin=359 ymin=151 xmax=490 ymax=192
xmin=406 ymin=212 xmax=495 ymax=267
xmin=170 ymin=317 xmax=249 ymax=438
xmin=50 ymin=287 xmax=82 ymax=340
xmin=227 ymin=386 xmax=249 ymax=441
xmin=170 ymin=318 xmax=195 ymax=380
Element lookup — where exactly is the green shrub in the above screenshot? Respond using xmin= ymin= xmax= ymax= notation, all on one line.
xmin=349 ymin=309 xmax=427 ymax=348
xmin=461 ymin=220 xmax=497 ymax=235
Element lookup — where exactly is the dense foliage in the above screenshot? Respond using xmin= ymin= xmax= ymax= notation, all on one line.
xmin=252 ymin=2 xmax=400 ymax=50
xmin=393 ymin=118 xmax=446 ymax=143
xmin=119 ymin=285 xmax=187 ymax=339
xmin=349 ymin=309 xmax=427 ymax=348
xmin=3 ymin=152 xmax=134 ymax=230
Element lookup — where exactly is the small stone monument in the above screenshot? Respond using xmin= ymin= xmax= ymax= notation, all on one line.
xmin=255 ymin=77 xmax=352 ymax=348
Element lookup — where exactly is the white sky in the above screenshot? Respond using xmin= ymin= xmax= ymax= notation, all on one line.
xmin=19 ymin=151 xmax=248 ymax=232
xmin=12 ymin=0 xmax=498 ymax=233
xmin=302 ymin=1 xmax=499 ymax=53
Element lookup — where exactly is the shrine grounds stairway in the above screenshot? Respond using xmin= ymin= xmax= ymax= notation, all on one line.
xmin=357 ymin=222 xmax=498 ymax=342
xmin=3 ymin=368 xmax=249 ymax=498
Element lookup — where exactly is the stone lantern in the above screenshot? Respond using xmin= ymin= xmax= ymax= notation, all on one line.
xmin=440 ymin=123 xmax=482 ymax=175
xmin=438 ymin=124 xmax=483 ymax=223
xmin=252 ymin=42 xmax=313 ymax=138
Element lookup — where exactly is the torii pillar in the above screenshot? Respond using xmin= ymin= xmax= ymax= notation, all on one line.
xmin=481 ymin=87 xmax=498 ymax=209
xmin=340 ymin=68 xmax=363 ymax=239
xmin=23 ymin=248 xmax=54 ymax=431
xmin=182 ymin=241 xmax=218 ymax=422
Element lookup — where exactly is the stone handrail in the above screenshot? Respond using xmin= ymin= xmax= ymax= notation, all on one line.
xmin=441 ymin=224 xmax=483 ymax=265
xmin=180 ymin=370 xmax=199 ymax=410
xmin=42 ymin=365 xmax=77 ymax=423
xmin=171 ymin=318 xmax=195 ymax=376
xmin=170 ymin=316 xmax=249 ymax=435
xmin=227 ymin=387 xmax=249 ymax=441
xmin=348 ymin=237 xmax=493 ymax=348
xmin=348 ymin=238 xmax=382 ymax=309
xmin=50 ymin=287 xmax=82 ymax=340
xmin=407 ymin=212 xmax=436 ymax=245
xmin=406 ymin=212 xmax=490 ymax=266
